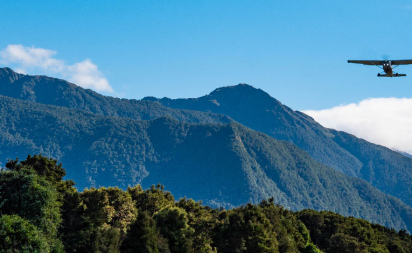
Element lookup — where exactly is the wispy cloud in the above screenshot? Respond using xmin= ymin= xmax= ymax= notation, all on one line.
xmin=0 ymin=44 xmax=113 ymax=93
xmin=303 ymin=98 xmax=412 ymax=154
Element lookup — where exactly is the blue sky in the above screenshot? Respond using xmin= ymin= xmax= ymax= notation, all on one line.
xmin=2 ymin=1 xmax=412 ymax=152
xmin=1 ymin=0 xmax=411 ymax=109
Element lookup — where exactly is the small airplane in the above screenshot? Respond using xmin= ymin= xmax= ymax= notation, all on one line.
xmin=348 ymin=59 xmax=412 ymax=77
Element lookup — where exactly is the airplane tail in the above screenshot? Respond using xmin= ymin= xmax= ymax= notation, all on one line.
xmin=377 ymin=73 xmax=406 ymax=77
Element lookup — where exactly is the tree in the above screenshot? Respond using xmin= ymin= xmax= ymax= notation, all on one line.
xmin=103 ymin=187 xmax=137 ymax=236
xmin=328 ymin=233 xmax=366 ymax=253
xmin=129 ymin=184 xmax=175 ymax=215
xmin=77 ymin=187 xmax=137 ymax=252
xmin=0 ymin=170 xmax=63 ymax=251
xmin=5 ymin=154 xmax=75 ymax=195
xmin=0 ymin=214 xmax=49 ymax=253
xmin=304 ymin=243 xmax=323 ymax=253
xmin=59 ymin=190 xmax=91 ymax=253
xmin=213 ymin=204 xmax=278 ymax=253
xmin=92 ymin=225 xmax=121 ymax=253
xmin=6 ymin=155 xmax=65 ymax=185
xmin=177 ymin=198 xmax=217 ymax=253
xmin=154 ymin=207 xmax=194 ymax=253
xmin=121 ymin=211 xmax=160 ymax=253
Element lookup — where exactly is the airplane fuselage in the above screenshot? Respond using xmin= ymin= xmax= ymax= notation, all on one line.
xmin=382 ymin=60 xmax=393 ymax=75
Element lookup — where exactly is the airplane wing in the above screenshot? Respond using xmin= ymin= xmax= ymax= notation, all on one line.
xmin=347 ymin=60 xmax=382 ymax=65
xmin=390 ymin=60 xmax=412 ymax=65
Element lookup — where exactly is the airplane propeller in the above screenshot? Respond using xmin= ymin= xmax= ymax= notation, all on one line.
xmin=381 ymin=54 xmax=390 ymax=61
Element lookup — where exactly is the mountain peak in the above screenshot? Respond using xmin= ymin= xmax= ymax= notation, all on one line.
xmin=210 ymin=83 xmax=265 ymax=95
xmin=0 ymin=67 xmax=24 ymax=84
xmin=206 ymin=83 xmax=284 ymax=112
xmin=0 ymin=67 xmax=14 ymax=73
xmin=141 ymin=83 xmax=285 ymax=116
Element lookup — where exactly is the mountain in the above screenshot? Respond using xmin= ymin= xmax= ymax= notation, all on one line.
xmin=1 ymin=95 xmax=412 ymax=231
xmin=142 ymin=84 xmax=412 ymax=208
xmin=0 ymin=67 xmax=232 ymax=124
xmin=145 ymin=84 xmax=359 ymax=175
xmin=393 ymin=149 xmax=412 ymax=159
xmin=2 ymin=68 xmax=412 ymax=230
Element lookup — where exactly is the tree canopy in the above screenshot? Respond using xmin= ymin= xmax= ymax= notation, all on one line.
xmin=1 ymin=155 xmax=412 ymax=252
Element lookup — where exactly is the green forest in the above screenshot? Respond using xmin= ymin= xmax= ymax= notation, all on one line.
xmin=2 ymin=94 xmax=412 ymax=232
xmin=1 ymin=155 xmax=411 ymax=253
xmin=3 ymin=69 xmax=412 ymax=234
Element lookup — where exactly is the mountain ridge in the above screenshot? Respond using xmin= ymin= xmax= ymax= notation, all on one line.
xmin=142 ymin=83 xmax=412 ymax=208
xmin=0 ymin=68 xmax=232 ymax=124
xmin=1 ymin=68 xmax=412 ymax=231
xmin=0 ymin=94 xmax=412 ymax=230
xmin=3 ymin=68 xmax=412 ymax=208
xmin=143 ymin=84 xmax=364 ymax=177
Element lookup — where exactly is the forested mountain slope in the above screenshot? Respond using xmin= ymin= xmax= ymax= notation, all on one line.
xmin=2 ymin=68 xmax=411 ymax=209
xmin=1 ymin=95 xmax=412 ymax=231
xmin=0 ymin=67 xmax=231 ymax=124
xmin=143 ymin=84 xmax=412 ymax=208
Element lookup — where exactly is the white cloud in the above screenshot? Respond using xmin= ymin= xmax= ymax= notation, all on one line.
xmin=67 ymin=59 xmax=113 ymax=92
xmin=303 ymin=98 xmax=412 ymax=154
xmin=0 ymin=44 xmax=113 ymax=93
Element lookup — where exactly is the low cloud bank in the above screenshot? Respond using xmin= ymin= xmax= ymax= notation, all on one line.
xmin=303 ymin=97 xmax=412 ymax=154
xmin=0 ymin=44 xmax=113 ymax=93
